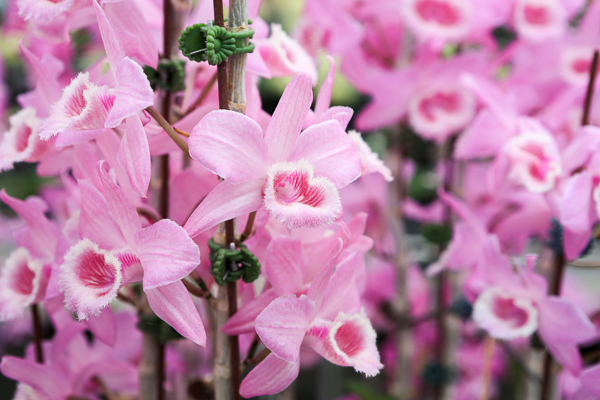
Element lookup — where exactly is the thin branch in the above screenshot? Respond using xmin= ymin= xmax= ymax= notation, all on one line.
xmin=582 ymin=50 xmax=599 ymax=126
xmin=180 ymin=71 xmax=218 ymax=118
xmin=239 ymin=211 xmax=257 ymax=242
xmin=243 ymin=347 xmax=271 ymax=367
xmin=182 ymin=278 xmax=217 ymax=308
xmin=174 ymin=127 xmax=190 ymax=138
xmin=30 ymin=304 xmax=44 ymax=364
xmin=146 ymin=106 xmax=190 ymax=154
xmin=479 ymin=336 xmax=495 ymax=400
xmin=137 ymin=207 xmax=161 ymax=225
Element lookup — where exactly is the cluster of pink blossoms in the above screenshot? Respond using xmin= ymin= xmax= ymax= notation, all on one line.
xmin=2 ymin=0 xmax=600 ymax=399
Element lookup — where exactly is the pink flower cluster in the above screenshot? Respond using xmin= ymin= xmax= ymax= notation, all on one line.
xmin=1 ymin=0 xmax=600 ymax=399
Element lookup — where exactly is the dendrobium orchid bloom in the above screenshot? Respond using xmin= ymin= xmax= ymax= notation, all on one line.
xmin=502 ymin=121 xmax=562 ymax=193
xmin=470 ymin=245 xmax=595 ymax=373
xmin=0 ymin=107 xmax=51 ymax=171
xmin=38 ymin=0 xmax=154 ymax=197
xmin=239 ymin=252 xmax=383 ymax=397
xmin=0 ymin=247 xmax=49 ymax=321
xmin=58 ymin=162 xmax=206 ymax=345
xmin=184 ymin=73 xmax=361 ymax=236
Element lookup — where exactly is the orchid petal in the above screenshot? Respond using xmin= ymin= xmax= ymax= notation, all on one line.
xmin=93 ymin=0 xmax=126 ymax=72
xmin=264 ymin=73 xmax=313 ymax=163
xmin=146 ymin=280 xmax=206 ymax=346
xmin=537 ymin=297 xmax=595 ymax=373
xmin=78 ymin=180 xmax=127 ymax=250
xmin=1 ymin=356 xmax=69 ymax=399
xmin=84 ymin=306 xmax=117 ymax=347
xmin=239 ymin=353 xmax=299 ymax=398
xmin=189 ymin=110 xmax=270 ymax=184
xmin=98 ymin=162 xmax=141 ymax=248
xmin=116 ymin=115 xmax=151 ymax=197
xmin=265 ymin=236 xmax=307 ymax=296
xmin=314 ymin=56 xmax=336 ymax=116
xmin=184 ymin=179 xmax=265 ymax=238
xmin=289 ymin=120 xmax=361 ymax=188
xmin=136 ymin=219 xmax=200 ymax=290
xmin=0 ymin=190 xmax=57 ymax=262
xmin=105 ymin=57 xmax=154 ymax=128
xmin=255 ymin=294 xmax=314 ymax=363
xmin=222 ymin=288 xmax=279 ymax=335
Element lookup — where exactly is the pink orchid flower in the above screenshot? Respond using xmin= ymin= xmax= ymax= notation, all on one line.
xmin=184 ymin=73 xmax=361 ymax=236
xmin=239 ymin=251 xmax=383 ymax=397
xmin=59 ymin=162 xmax=206 ymax=345
xmin=0 ymin=107 xmax=52 ymax=172
xmin=470 ymin=244 xmax=595 ymax=373
xmin=256 ymin=24 xmax=318 ymax=85
xmin=38 ymin=0 xmax=154 ymax=197
xmin=224 ymin=212 xmax=373 ymax=335
xmin=1 ymin=310 xmax=141 ymax=399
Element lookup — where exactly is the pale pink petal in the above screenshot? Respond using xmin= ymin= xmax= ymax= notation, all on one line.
xmin=98 ymin=162 xmax=142 ymax=248
xmin=39 ymin=73 xmax=114 ymax=140
xmin=146 ymin=280 xmax=206 ymax=346
xmin=264 ymin=160 xmax=342 ymax=229
xmin=317 ymin=106 xmax=353 ymax=130
xmin=239 ymin=353 xmax=300 ymax=398
xmin=0 ymin=190 xmax=57 ymax=262
xmin=454 ymin=110 xmax=514 ymax=159
xmin=289 ymin=120 xmax=361 ymax=188
xmin=314 ymin=55 xmax=336 ymax=116
xmin=0 ymin=248 xmax=47 ymax=321
xmin=255 ymin=294 xmax=314 ymax=363
xmin=184 ymin=179 xmax=265 ymax=238
xmin=472 ymin=287 xmax=538 ymax=340
xmin=246 ymin=51 xmax=272 ymax=79
xmin=18 ymin=43 xmax=64 ymax=117
xmin=317 ymin=252 xmax=363 ymax=320
xmin=102 ymin=0 xmax=159 ymax=68
xmin=265 ymin=236 xmax=307 ymax=296
xmin=537 ymin=297 xmax=595 ymax=373
xmin=84 ymin=306 xmax=117 ymax=346
xmin=59 ymin=239 xmax=123 ymax=320
xmin=305 ymin=238 xmax=343 ymax=310
xmin=561 ymin=171 xmax=593 ymax=260
xmin=1 ymin=356 xmax=69 ymax=399
xmin=136 ymin=219 xmax=200 ymax=290
xmin=105 ymin=57 xmax=154 ymax=128
xmin=461 ymin=73 xmax=517 ymax=129
xmin=222 ymin=288 xmax=279 ymax=335
xmin=17 ymin=0 xmax=75 ymax=22
xmin=78 ymin=179 xmax=128 ymax=250
xmin=258 ymin=24 xmax=318 ymax=85
xmin=348 ymin=131 xmax=393 ymax=182
xmin=116 ymin=115 xmax=151 ymax=197
xmin=580 ymin=364 xmax=600 ymax=397
xmin=189 ymin=110 xmax=270 ymax=184
xmin=264 ymin=73 xmax=313 ymax=163
xmin=93 ymin=0 xmax=126 ymax=72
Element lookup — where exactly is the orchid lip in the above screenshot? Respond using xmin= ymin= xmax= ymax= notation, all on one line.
xmin=264 ymin=160 xmax=342 ymax=229
xmin=59 ymin=239 xmax=123 ymax=320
